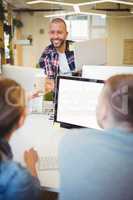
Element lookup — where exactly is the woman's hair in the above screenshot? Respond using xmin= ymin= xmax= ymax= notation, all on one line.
xmin=0 ymin=78 xmax=26 ymax=138
xmin=105 ymin=74 xmax=133 ymax=124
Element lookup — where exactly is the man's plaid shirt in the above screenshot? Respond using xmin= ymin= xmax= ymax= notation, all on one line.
xmin=39 ymin=44 xmax=76 ymax=79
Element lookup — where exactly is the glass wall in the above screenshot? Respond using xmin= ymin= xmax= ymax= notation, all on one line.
xmin=65 ymin=15 xmax=106 ymax=41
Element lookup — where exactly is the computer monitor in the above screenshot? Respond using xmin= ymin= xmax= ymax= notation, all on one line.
xmin=2 ymin=65 xmax=44 ymax=92
xmin=82 ymin=65 xmax=133 ymax=80
xmin=55 ymin=76 xmax=104 ymax=130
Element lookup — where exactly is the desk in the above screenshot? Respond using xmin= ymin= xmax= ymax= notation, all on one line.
xmin=10 ymin=114 xmax=65 ymax=190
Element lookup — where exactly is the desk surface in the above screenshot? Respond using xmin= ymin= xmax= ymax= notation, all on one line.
xmin=10 ymin=114 xmax=65 ymax=189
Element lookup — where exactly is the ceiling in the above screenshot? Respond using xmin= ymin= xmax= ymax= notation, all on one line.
xmin=3 ymin=0 xmax=133 ymax=17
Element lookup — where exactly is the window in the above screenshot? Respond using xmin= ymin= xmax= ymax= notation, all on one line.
xmin=65 ymin=15 xmax=106 ymax=41
xmin=92 ymin=16 xmax=106 ymax=26
xmin=65 ymin=15 xmax=89 ymax=41
xmin=91 ymin=16 xmax=106 ymax=39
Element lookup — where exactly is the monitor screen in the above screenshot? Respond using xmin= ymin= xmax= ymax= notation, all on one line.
xmin=55 ymin=76 xmax=104 ymax=130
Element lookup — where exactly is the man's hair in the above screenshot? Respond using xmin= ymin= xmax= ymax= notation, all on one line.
xmin=0 ymin=78 xmax=26 ymax=138
xmin=105 ymin=74 xmax=133 ymax=124
xmin=50 ymin=18 xmax=67 ymax=30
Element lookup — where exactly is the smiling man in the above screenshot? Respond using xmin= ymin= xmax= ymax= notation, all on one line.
xmin=39 ymin=18 xmax=76 ymax=93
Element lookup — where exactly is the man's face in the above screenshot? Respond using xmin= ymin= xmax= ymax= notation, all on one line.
xmin=49 ymin=22 xmax=68 ymax=48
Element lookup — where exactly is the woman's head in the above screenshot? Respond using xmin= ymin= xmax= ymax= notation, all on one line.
xmin=96 ymin=74 xmax=133 ymax=131
xmin=0 ymin=78 xmax=26 ymax=139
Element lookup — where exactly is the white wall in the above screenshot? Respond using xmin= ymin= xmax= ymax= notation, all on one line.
xmin=107 ymin=16 xmax=133 ymax=66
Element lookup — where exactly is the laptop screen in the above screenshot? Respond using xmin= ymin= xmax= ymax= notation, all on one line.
xmin=55 ymin=76 xmax=104 ymax=130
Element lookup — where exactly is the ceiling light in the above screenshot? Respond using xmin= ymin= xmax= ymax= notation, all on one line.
xmin=77 ymin=0 xmax=108 ymax=6
xmin=27 ymin=0 xmax=133 ymax=7
xmin=27 ymin=0 xmax=74 ymax=6
xmin=79 ymin=12 xmax=106 ymax=17
xmin=44 ymin=12 xmax=76 ymax=18
xmin=77 ymin=0 xmax=133 ymax=6
xmin=44 ymin=11 xmax=106 ymax=18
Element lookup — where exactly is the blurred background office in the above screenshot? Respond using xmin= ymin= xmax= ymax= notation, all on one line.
xmin=1 ymin=0 xmax=133 ymax=69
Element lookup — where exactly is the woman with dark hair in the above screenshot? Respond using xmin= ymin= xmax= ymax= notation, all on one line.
xmin=0 ymin=78 xmax=41 ymax=200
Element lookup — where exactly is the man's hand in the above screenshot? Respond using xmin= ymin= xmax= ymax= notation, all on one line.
xmin=45 ymin=78 xmax=54 ymax=94
xmin=28 ymin=90 xmax=41 ymax=100
xmin=72 ymin=70 xmax=82 ymax=77
xmin=24 ymin=148 xmax=39 ymax=177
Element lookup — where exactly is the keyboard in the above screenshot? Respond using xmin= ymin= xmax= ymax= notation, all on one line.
xmin=38 ymin=156 xmax=59 ymax=171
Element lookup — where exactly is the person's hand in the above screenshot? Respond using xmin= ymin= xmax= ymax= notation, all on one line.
xmin=45 ymin=78 xmax=54 ymax=94
xmin=24 ymin=148 xmax=39 ymax=177
xmin=72 ymin=70 xmax=82 ymax=77
xmin=28 ymin=90 xmax=41 ymax=100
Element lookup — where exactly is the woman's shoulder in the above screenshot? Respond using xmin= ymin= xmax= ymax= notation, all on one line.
xmin=0 ymin=160 xmax=29 ymax=185
xmin=0 ymin=160 xmax=40 ymax=199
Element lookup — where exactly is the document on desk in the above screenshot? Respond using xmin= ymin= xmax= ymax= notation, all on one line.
xmin=56 ymin=78 xmax=104 ymax=130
